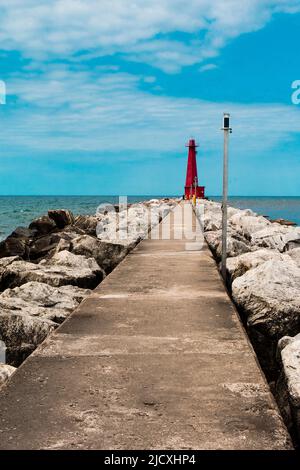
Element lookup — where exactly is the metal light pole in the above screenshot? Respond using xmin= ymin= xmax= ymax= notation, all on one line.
xmin=221 ymin=113 xmax=232 ymax=281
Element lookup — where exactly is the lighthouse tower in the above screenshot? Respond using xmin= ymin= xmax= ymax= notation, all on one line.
xmin=184 ymin=139 xmax=205 ymax=199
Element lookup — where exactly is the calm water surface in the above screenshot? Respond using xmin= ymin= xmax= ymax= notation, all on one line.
xmin=0 ymin=195 xmax=299 ymax=240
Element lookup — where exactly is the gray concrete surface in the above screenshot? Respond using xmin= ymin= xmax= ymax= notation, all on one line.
xmin=0 ymin=203 xmax=292 ymax=449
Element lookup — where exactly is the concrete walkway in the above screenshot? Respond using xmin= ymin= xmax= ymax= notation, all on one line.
xmin=0 ymin=203 xmax=292 ymax=449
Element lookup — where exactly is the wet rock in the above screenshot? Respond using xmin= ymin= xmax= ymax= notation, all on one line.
xmin=0 ymin=281 xmax=90 ymax=323
xmin=226 ymin=249 xmax=285 ymax=282
xmin=29 ymin=233 xmax=62 ymax=260
xmin=0 ymin=257 xmax=20 ymax=284
xmin=271 ymin=218 xmax=297 ymax=227
xmin=0 ymin=227 xmax=37 ymax=260
xmin=0 ymin=311 xmax=56 ymax=366
xmin=29 ymin=215 xmax=57 ymax=235
xmin=0 ymin=237 xmax=29 ymax=259
xmin=0 ymin=250 xmax=104 ymax=291
xmin=70 ymin=235 xmax=128 ymax=273
xmin=48 ymin=209 xmax=74 ymax=229
xmin=10 ymin=227 xmax=38 ymax=239
xmin=74 ymin=215 xmax=101 ymax=236
xmin=29 ymin=229 xmax=82 ymax=260
xmin=0 ymin=364 xmax=16 ymax=387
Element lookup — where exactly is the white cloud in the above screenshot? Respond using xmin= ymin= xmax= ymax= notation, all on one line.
xmin=0 ymin=2 xmax=299 ymax=160
xmin=199 ymin=63 xmax=218 ymax=72
xmin=0 ymin=0 xmax=299 ymax=71
xmin=2 ymin=67 xmax=300 ymax=158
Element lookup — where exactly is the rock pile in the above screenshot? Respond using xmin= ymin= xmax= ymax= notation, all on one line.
xmin=199 ymin=199 xmax=300 ymax=437
xmin=276 ymin=334 xmax=300 ymax=437
xmin=0 ymin=199 xmax=177 ymax=382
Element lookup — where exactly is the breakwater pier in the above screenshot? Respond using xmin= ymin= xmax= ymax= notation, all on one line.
xmin=0 ymin=202 xmax=291 ymax=449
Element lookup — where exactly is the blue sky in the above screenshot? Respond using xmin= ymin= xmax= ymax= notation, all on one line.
xmin=0 ymin=0 xmax=300 ymax=196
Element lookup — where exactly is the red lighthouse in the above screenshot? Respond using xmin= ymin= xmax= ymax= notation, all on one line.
xmin=184 ymin=139 xmax=205 ymax=199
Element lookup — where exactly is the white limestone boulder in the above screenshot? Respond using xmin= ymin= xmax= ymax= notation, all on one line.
xmin=0 ymin=311 xmax=56 ymax=365
xmin=200 ymin=201 xmax=256 ymax=233
xmin=96 ymin=199 xmax=174 ymax=247
xmin=147 ymin=198 xmax=160 ymax=204
xmin=200 ymin=201 xmax=222 ymax=231
xmin=278 ymin=333 xmax=300 ymax=407
xmin=286 ymin=247 xmax=300 ymax=268
xmin=276 ymin=334 xmax=300 ymax=436
xmin=205 ymin=229 xmax=252 ymax=259
xmin=0 ymin=250 xmax=104 ymax=291
xmin=202 ymin=210 xmax=222 ymax=232
xmin=251 ymin=225 xmax=300 ymax=252
xmin=232 ymin=257 xmax=300 ymax=339
xmin=226 ymin=249 xmax=285 ymax=282
xmin=229 ymin=213 xmax=271 ymax=240
xmin=0 ymin=281 xmax=90 ymax=323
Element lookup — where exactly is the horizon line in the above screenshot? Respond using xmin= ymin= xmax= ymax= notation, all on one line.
xmin=0 ymin=194 xmax=299 ymax=198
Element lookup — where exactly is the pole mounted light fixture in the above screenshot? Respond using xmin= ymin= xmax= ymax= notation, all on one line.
xmin=222 ymin=113 xmax=232 ymax=132
xmin=221 ymin=113 xmax=232 ymax=282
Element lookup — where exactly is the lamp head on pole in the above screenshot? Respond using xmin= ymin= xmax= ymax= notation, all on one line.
xmin=222 ymin=113 xmax=232 ymax=133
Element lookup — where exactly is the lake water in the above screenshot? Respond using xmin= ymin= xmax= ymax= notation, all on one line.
xmin=212 ymin=196 xmax=300 ymax=227
xmin=0 ymin=196 xmax=166 ymax=240
xmin=0 ymin=195 xmax=299 ymax=240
